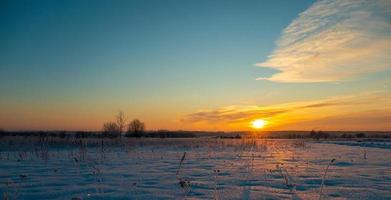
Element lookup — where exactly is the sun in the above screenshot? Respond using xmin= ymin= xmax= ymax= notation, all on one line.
xmin=251 ymin=119 xmax=267 ymax=129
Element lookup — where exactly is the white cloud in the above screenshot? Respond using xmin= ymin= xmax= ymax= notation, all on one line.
xmin=257 ymin=0 xmax=391 ymax=82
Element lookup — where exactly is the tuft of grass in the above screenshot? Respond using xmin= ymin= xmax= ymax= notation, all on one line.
xmin=319 ymin=158 xmax=335 ymax=200
xmin=175 ymin=152 xmax=191 ymax=195
xmin=213 ymin=169 xmax=220 ymax=200
xmin=363 ymin=148 xmax=367 ymax=160
xmin=276 ymin=163 xmax=295 ymax=188
xmin=3 ymin=192 xmax=9 ymax=200
xmin=176 ymin=152 xmax=186 ymax=176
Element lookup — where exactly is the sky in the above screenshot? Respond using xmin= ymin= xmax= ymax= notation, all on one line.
xmin=0 ymin=0 xmax=390 ymax=131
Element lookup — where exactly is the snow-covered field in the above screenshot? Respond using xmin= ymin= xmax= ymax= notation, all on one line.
xmin=1 ymin=138 xmax=390 ymax=199
xmin=320 ymin=140 xmax=391 ymax=150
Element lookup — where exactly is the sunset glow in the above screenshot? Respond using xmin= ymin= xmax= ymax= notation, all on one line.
xmin=251 ymin=119 xmax=267 ymax=129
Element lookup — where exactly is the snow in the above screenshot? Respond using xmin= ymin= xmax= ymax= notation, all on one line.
xmin=319 ymin=140 xmax=391 ymax=150
xmin=0 ymin=138 xmax=390 ymax=199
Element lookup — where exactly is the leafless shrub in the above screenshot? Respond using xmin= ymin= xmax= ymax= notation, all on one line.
xmin=125 ymin=119 xmax=145 ymax=137
xmin=102 ymin=111 xmax=128 ymax=138
xmin=102 ymin=122 xmax=121 ymax=138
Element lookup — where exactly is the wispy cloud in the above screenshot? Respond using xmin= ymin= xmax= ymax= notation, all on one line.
xmin=182 ymin=106 xmax=288 ymax=123
xmin=182 ymin=94 xmax=370 ymax=123
xmin=181 ymin=91 xmax=391 ymax=130
xmin=257 ymin=0 xmax=391 ymax=82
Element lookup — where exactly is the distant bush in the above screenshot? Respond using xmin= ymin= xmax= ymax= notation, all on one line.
xmin=143 ymin=130 xmax=196 ymax=138
xmin=309 ymin=130 xmax=329 ymax=139
xmin=125 ymin=119 xmax=145 ymax=137
xmin=341 ymin=133 xmax=353 ymax=138
xmin=355 ymin=133 xmax=366 ymax=138
xmin=0 ymin=128 xmax=4 ymax=138
xmin=58 ymin=131 xmax=67 ymax=138
xmin=75 ymin=131 xmax=90 ymax=138
xmin=38 ymin=131 xmax=48 ymax=137
xmin=102 ymin=122 xmax=121 ymax=138
xmin=219 ymin=134 xmax=242 ymax=139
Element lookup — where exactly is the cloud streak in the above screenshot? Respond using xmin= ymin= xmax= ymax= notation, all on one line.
xmin=257 ymin=0 xmax=391 ymax=82
xmin=182 ymin=94 xmax=366 ymax=123
xmin=182 ymin=106 xmax=288 ymax=123
xmin=181 ymin=91 xmax=391 ymax=130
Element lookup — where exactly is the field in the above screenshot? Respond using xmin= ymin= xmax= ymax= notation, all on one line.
xmin=1 ymin=137 xmax=391 ymax=199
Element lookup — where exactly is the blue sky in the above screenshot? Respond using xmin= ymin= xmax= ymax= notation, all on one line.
xmin=1 ymin=0 xmax=390 ymax=131
xmin=0 ymin=0 xmax=312 ymax=102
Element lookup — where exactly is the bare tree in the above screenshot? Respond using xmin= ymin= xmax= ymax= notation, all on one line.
xmin=116 ymin=110 xmax=127 ymax=134
xmin=126 ymin=119 xmax=145 ymax=137
xmin=102 ymin=111 xmax=127 ymax=138
xmin=102 ymin=122 xmax=121 ymax=138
